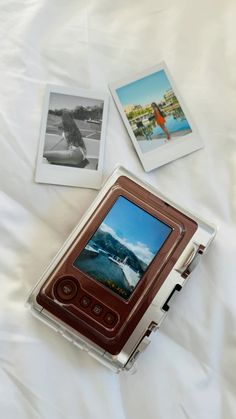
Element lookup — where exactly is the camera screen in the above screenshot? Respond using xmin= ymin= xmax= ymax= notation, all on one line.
xmin=73 ymin=196 xmax=172 ymax=300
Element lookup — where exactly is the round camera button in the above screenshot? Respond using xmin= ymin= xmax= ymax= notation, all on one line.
xmin=92 ymin=304 xmax=103 ymax=316
xmin=55 ymin=278 xmax=78 ymax=301
xmin=80 ymin=295 xmax=91 ymax=308
xmin=104 ymin=312 xmax=116 ymax=326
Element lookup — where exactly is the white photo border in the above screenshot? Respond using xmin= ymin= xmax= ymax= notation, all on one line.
xmin=109 ymin=61 xmax=203 ymax=172
xmin=35 ymin=84 xmax=109 ymax=189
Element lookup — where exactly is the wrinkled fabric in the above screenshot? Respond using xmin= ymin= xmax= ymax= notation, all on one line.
xmin=0 ymin=1 xmax=236 ymax=418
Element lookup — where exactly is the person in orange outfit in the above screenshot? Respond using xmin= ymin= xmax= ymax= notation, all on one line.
xmin=151 ymin=102 xmax=171 ymax=141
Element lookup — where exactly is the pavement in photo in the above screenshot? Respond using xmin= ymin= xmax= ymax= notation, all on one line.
xmin=46 ymin=114 xmax=101 ymax=140
xmin=137 ymin=129 xmax=192 ymax=153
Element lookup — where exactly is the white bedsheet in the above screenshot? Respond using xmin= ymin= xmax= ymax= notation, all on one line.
xmin=0 ymin=1 xmax=236 ymax=418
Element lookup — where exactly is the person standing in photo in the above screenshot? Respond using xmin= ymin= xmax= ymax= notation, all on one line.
xmin=151 ymin=102 xmax=171 ymax=141
xmin=44 ymin=110 xmax=87 ymax=166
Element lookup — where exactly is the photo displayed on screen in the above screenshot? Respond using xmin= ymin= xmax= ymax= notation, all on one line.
xmin=73 ymin=196 xmax=172 ymax=299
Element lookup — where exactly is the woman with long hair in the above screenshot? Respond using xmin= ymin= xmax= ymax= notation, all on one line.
xmin=44 ymin=110 xmax=87 ymax=166
xmin=151 ymin=102 xmax=171 ymax=141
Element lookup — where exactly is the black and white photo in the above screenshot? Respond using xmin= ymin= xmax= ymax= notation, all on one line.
xmin=35 ymin=85 xmax=109 ymax=189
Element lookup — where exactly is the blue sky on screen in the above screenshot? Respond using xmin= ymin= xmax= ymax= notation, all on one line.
xmin=99 ymin=196 xmax=172 ymax=264
xmin=116 ymin=70 xmax=172 ymax=107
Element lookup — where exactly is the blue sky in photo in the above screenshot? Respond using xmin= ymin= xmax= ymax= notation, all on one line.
xmin=49 ymin=93 xmax=103 ymax=111
xmin=116 ymin=70 xmax=172 ymax=107
xmin=99 ymin=196 xmax=172 ymax=262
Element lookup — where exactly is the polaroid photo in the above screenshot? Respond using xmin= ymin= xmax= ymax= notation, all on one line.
xmin=35 ymin=85 xmax=109 ymax=189
xmin=109 ymin=62 xmax=203 ymax=172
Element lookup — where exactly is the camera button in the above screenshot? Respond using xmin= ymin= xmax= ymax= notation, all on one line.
xmin=104 ymin=312 xmax=116 ymax=326
xmin=55 ymin=278 xmax=78 ymax=301
xmin=92 ymin=304 xmax=103 ymax=316
xmin=80 ymin=296 xmax=91 ymax=308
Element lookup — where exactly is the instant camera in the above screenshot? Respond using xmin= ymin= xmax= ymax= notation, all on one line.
xmin=27 ymin=167 xmax=216 ymax=372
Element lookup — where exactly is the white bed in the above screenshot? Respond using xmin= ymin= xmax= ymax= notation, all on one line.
xmin=0 ymin=1 xmax=235 ymax=418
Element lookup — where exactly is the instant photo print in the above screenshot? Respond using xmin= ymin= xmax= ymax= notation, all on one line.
xmin=110 ymin=62 xmax=203 ymax=171
xmin=35 ymin=85 xmax=109 ymax=189
xmin=27 ymin=167 xmax=216 ymax=372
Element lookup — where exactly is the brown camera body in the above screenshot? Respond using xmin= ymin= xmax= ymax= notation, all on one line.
xmin=28 ymin=168 xmax=216 ymax=371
